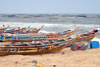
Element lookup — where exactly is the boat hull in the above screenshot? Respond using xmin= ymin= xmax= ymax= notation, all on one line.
xmin=0 ymin=37 xmax=76 ymax=55
xmin=0 ymin=48 xmax=61 ymax=55
xmin=0 ymin=28 xmax=79 ymax=42
xmin=0 ymin=29 xmax=99 ymax=55
xmin=76 ymin=29 xmax=100 ymax=43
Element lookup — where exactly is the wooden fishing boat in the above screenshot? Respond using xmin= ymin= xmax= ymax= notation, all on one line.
xmin=20 ymin=25 xmax=44 ymax=34
xmin=0 ymin=29 xmax=99 ymax=55
xmin=0 ymin=27 xmax=26 ymax=34
xmin=49 ymin=18 xmax=58 ymax=19
xmin=0 ymin=28 xmax=79 ymax=42
xmin=74 ymin=29 xmax=100 ymax=43
xmin=0 ymin=25 xmax=44 ymax=34
xmin=0 ymin=36 xmax=78 ymax=55
xmin=0 ymin=25 xmax=10 ymax=31
xmin=0 ymin=29 xmax=19 ymax=33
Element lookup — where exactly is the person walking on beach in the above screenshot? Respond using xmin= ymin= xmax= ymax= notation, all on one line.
xmin=31 ymin=60 xmax=42 ymax=67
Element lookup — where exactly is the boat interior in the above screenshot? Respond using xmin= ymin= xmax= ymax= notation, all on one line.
xmin=0 ymin=37 xmax=73 ymax=47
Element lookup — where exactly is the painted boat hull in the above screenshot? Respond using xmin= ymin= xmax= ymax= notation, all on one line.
xmin=0 ymin=26 xmax=10 ymax=31
xmin=0 ymin=28 xmax=79 ymax=42
xmin=0 ymin=29 xmax=99 ymax=55
xmin=0 ymin=47 xmax=61 ymax=55
xmin=76 ymin=29 xmax=100 ymax=43
xmin=0 ymin=37 xmax=77 ymax=55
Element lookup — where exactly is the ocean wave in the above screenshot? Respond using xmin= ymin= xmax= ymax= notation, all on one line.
xmin=0 ymin=22 xmax=100 ymax=28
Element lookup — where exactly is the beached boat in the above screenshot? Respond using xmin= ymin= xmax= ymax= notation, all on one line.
xmin=0 ymin=25 xmax=10 ymax=31
xmin=0 ymin=28 xmax=79 ymax=42
xmin=0 ymin=36 xmax=78 ymax=55
xmin=0 ymin=27 xmax=25 ymax=34
xmin=75 ymin=29 xmax=100 ymax=43
xmin=0 ymin=29 xmax=99 ymax=55
xmin=20 ymin=25 xmax=44 ymax=34
xmin=0 ymin=25 xmax=44 ymax=34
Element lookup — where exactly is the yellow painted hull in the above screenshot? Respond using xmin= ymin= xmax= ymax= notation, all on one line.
xmin=0 ymin=47 xmax=61 ymax=55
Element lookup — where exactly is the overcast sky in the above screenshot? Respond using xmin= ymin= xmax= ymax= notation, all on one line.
xmin=0 ymin=0 xmax=100 ymax=14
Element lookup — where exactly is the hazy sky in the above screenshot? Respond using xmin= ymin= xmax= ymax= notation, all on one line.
xmin=0 ymin=0 xmax=100 ymax=14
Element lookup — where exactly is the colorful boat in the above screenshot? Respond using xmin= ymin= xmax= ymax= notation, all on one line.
xmin=0 ymin=27 xmax=25 ymax=34
xmin=0 ymin=25 xmax=44 ymax=34
xmin=20 ymin=25 xmax=44 ymax=34
xmin=0 ymin=28 xmax=79 ymax=42
xmin=0 ymin=29 xmax=99 ymax=55
xmin=74 ymin=29 xmax=100 ymax=43
xmin=0 ymin=36 xmax=78 ymax=55
xmin=0 ymin=25 xmax=10 ymax=31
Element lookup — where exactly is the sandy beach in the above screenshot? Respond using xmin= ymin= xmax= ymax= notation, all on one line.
xmin=0 ymin=0 xmax=100 ymax=66
xmin=0 ymin=42 xmax=100 ymax=67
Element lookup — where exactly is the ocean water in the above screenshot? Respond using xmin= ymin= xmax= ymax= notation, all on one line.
xmin=0 ymin=14 xmax=100 ymax=38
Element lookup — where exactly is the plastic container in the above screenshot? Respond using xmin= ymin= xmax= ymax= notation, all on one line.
xmin=71 ymin=43 xmax=86 ymax=51
xmin=78 ymin=45 xmax=85 ymax=50
xmin=71 ymin=44 xmax=78 ymax=51
xmin=90 ymin=41 xmax=99 ymax=49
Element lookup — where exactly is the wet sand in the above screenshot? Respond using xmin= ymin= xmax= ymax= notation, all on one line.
xmin=0 ymin=42 xmax=100 ymax=67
